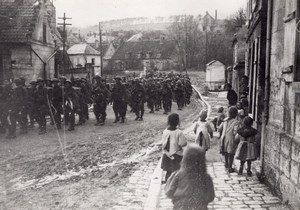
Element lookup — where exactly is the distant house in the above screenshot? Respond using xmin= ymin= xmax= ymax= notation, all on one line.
xmin=85 ymin=33 xmax=116 ymax=49
xmin=232 ymin=27 xmax=247 ymax=96
xmin=107 ymin=39 xmax=178 ymax=72
xmin=205 ymin=60 xmax=226 ymax=90
xmin=198 ymin=11 xmax=224 ymax=33
xmin=0 ymin=0 xmax=61 ymax=83
xmin=67 ymin=43 xmax=101 ymax=75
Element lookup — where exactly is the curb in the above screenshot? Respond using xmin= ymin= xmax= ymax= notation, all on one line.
xmin=143 ymin=86 xmax=206 ymax=210
xmin=144 ymin=158 xmax=163 ymax=210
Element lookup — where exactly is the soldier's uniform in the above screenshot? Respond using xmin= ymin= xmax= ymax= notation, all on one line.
xmin=111 ymin=76 xmax=127 ymax=123
xmin=161 ymin=80 xmax=173 ymax=114
xmin=131 ymin=79 xmax=146 ymax=121
xmin=146 ymin=80 xmax=156 ymax=113
xmin=0 ymin=81 xmax=12 ymax=136
xmin=34 ymin=78 xmax=49 ymax=134
xmin=27 ymin=81 xmax=37 ymax=128
xmin=174 ymin=81 xmax=186 ymax=110
xmin=64 ymin=80 xmax=79 ymax=131
xmin=51 ymin=78 xmax=63 ymax=129
xmin=92 ymin=76 xmax=110 ymax=126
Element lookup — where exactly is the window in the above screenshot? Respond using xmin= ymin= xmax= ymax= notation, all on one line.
xmin=91 ymin=58 xmax=95 ymax=65
xmin=43 ymin=23 xmax=47 ymax=43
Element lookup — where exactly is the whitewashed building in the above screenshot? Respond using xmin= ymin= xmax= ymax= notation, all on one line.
xmin=205 ymin=60 xmax=226 ymax=90
xmin=67 ymin=43 xmax=101 ymax=75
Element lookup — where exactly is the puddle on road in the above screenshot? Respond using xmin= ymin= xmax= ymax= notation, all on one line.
xmin=10 ymin=144 xmax=161 ymax=191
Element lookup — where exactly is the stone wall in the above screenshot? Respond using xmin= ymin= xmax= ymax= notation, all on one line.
xmin=262 ymin=0 xmax=300 ymax=209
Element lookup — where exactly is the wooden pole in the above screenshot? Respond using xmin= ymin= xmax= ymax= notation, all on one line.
xmin=99 ymin=22 xmax=103 ymax=77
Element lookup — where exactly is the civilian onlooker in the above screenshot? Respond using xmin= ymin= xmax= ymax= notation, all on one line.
xmin=165 ymin=144 xmax=215 ymax=210
xmin=225 ymin=83 xmax=238 ymax=107
xmin=235 ymin=116 xmax=258 ymax=176
xmin=219 ymin=106 xmax=240 ymax=173
xmin=193 ymin=110 xmax=213 ymax=152
xmin=161 ymin=113 xmax=187 ymax=183
xmin=212 ymin=106 xmax=226 ymax=131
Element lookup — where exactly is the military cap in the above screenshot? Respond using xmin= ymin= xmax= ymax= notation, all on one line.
xmin=59 ymin=76 xmax=67 ymax=80
xmin=36 ymin=78 xmax=44 ymax=82
xmin=14 ymin=78 xmax=22 ymax=83
xmin=52 ymin=78 xmax=60 ymax=82
xmin=19 ymin=76 xmax=26 ymax=81
xmin=114 ymin=76 xmax=121 ymax=80
xmin=94 ymin=75 xmax=101 ymax=79
xmin=30 ymin=80 xmax=36 ymax=84
xmin=65 ymin=79 xmax=72 ymax=84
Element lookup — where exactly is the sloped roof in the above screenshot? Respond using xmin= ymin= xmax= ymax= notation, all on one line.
xmin=67 ymin=43 xmax=100 ymax=55
xmin=86 ymin=35 xmax=115 ymax=44
xmin=0 ymin=0 xmax=40 ymax=43
xmin=111 ymin=40 xmax=176 ymax=60
xmin=127 ymin=33 xmax=143 ymax=42
xmin=207 ymin=60 xmax=226 ymax=66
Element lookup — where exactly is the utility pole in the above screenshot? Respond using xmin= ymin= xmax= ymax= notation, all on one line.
xmin=99 ymin=22 xmax=103 ymax=77
xmin=58 ymin=13 xmax=72 ymax=77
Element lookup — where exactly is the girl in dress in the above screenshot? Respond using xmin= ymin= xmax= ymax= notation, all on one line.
xmin=161 ymin=113 xmax=187 ymax=182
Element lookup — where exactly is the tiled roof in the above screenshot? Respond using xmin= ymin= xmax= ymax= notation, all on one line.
xmin=111 ymin=40 xmax=176 ymax=60
xmin=0 ymin=0 xmax=40 ymax=43
xmin=67 ymin=43 xmax=100 ymax=55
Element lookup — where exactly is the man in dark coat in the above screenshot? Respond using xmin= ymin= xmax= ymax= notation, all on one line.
xmin=111 ymin=76 xmax=127 ymax=123
xmin=0 ymin=80 xmax=12 ymax=137
xmin=64 ymin=80 xmax=79 ymax=131
xmin=226 ymin=83 xmax=238 ymax=107
xmin=51 ymin=78 xmax=63 ymax=129
xmin=27 ymin=80 xmax=37 ymax=128
xmin=161 ymin=79 xmax=173 ymax=114
xmin=92 ymin=75 xmax=110 ymax=126
xmin=34 ymin=78 xmax=49 ymax=134
xmin=131 ymin=79 xmax=146 ymax=121
xmin=174 ymin=80 xmax=185 ymax=110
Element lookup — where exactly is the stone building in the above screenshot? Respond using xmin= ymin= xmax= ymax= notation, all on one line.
xmin=232 ymin=27 xmax=248 ymax=97
xmin=0 ymin=0 xmax=61 ymax=83
xmin=246 ymin=0 xmax=300 ymax=209
xmin=67 ymin=43 xmax=101 ymax=75
xmin=106 ymin=39 xmax=178 ymax=72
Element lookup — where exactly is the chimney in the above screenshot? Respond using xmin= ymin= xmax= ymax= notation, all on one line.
xmin=215 ymin=10 xmax=217 ymax=20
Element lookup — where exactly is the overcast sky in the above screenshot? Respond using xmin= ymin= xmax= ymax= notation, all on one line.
xmin=54 ymin=0 xmax=247 ymax=27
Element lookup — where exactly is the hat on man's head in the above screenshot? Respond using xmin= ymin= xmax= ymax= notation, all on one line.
xmin=36 ymin=78 xmax=44 ymax=83
xmin=114 ymin=76 xmax=121 ymax=80
xmin=52 ymin=78 xmax=60 ymax=83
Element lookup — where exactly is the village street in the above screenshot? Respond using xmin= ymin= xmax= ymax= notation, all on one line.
xmin=0 ymin=74 xmax=201 ymax=210
xmin=0 ymin=73 xmax=289 ymax=210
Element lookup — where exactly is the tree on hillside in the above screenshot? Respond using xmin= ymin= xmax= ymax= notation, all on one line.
xmin=224 ymin=8 xmax=247 ymax=34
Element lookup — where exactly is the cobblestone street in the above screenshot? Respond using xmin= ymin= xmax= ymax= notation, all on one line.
xmin=158 ymin=162 xmax=288 ymax=210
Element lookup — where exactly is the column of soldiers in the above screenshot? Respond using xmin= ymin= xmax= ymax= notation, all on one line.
xmin=0 ymin=73 xmax=193 ymax=139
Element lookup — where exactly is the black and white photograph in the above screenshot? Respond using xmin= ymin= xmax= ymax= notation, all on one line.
xmin=0 ymin=0 xmax=299 ymax=209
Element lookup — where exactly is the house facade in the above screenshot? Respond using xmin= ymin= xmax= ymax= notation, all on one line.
xmin=67 ymin=43 xmax=101 ymax=75
xmin=106 ymin=40 xmax=178 ymax=73
xmin=232 ymin=27 xmax=248 ymax=97
xmin=0 ymin=0 xmax=60 ymax=83
xmin=246 ymin=0 xmax=300 ymax=209
xmin=205 ymin=60 xmax=226 ymax=90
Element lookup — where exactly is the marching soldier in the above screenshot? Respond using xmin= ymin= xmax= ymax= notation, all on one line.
xmin=161 ymin=79 xmax=173 ymax=114
xmin=111 ymin=76 xmax=127 ymax=123
xmin=34 ymin=78 xmax=48 ymax=134
xmin=51 ymin=78 xmax=63 ymax=129
xmin=92 ymin=75 xmax=110 ymax=126
xmin=146 ymin=79 xmax=156 ymax=113
xmin=174 ymin=80 xmax=186 ymax=110
xmin=64 ymin=80 xmax=79 ymax=131
xmin=27 ymin=80 xmax=37 ymax=128
xmin=131 ymin=78 xmax=146 ymax=121
xmin=0 ymin=80 xmax=12 ymax=137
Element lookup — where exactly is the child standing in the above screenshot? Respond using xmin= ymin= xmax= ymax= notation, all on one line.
xmin=165 ymin=144 xmax=215 ymax=210
xmin=161 ymin=113 xmax=187 ymax=182
xmin=193 ymin=110 xmax=213 ymax=152
xmin=219 ymin=107 xmax=240 ymax=173
xmin=235 ymin=116 xmax=258 ymax=176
